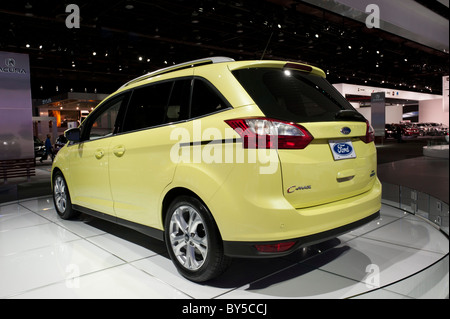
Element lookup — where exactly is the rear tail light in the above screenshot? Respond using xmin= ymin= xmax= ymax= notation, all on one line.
xmin=360 ymin=120 xmax=375 ymax=143
xmin=255 ymin=241 xmax=296 ymax=253
xmin=225 ymin=118 xmax=313 ymax=149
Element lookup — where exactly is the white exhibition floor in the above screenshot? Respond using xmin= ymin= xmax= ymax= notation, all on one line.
xmin=0 ymin=196 xmax=448 ymax=299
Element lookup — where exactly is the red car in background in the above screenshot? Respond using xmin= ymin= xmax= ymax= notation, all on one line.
xmin=391 ymin=123 xmax=419 ymax=139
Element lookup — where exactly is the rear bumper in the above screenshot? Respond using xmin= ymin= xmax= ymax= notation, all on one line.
xmin=223 ymin=211 xmax=380 ymax=258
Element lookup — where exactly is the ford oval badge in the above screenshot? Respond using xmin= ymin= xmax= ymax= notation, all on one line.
xmin=340 ymin=127 xmax=351 ymax=135
xmin=333 ymin=143 xmax=353 ymax=155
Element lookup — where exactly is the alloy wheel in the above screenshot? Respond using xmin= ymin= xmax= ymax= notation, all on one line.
xmin=54 ymin=175 xmax=67 ymax=213
xmin=168 ymin=205 xmax=208 ymax=271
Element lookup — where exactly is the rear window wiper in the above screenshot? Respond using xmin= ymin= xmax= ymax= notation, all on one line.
xmin=335 ymin=110 xmax=366 ymax=122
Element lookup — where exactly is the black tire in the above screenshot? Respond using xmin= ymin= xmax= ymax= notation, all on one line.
xmin=164 ymin=196 xmax=231 ymax=282
xmin=52 ymin=171 xmax=79 ymax=220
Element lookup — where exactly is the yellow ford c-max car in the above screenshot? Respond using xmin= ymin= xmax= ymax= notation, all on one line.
xmin=52 ymin=57 xmax=381 ymax=282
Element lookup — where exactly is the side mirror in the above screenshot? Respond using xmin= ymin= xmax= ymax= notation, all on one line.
xmin=64 ymin=128 xmax=81 ymax=142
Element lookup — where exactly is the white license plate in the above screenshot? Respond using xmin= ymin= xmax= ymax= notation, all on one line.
xmin=329 ymin=140 xmax=356 ymax=161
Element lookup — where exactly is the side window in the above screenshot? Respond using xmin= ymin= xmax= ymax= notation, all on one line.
xmin=84 ymin=95 xmax=126 ymax=141
xmin=123 ymin=82 xmax=173 ymax=132
xmin=190 ymin=79 xmax=229 ymax=118
xmin=165 ymin=79 xmax=191 ymax=123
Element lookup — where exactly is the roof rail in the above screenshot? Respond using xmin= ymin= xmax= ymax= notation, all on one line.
xmin=119 ymin=56 xmax=235 ymax=89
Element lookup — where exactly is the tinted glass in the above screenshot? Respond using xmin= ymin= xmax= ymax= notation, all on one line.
xmin=123 ymin=81 xmax=173 ymax=132
xmin=190 ymin=79 xmax=229 ymax=118
xmin=233 ymin=68 xmax=357 ymax=123
xmin=87 ymin=96 xmax=124 ymax=140
xmin=165 ymin=79 xmax=191 ymax=123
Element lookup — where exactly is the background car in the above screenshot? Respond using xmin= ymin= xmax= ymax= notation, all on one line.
xmin=387 ymin=123 xmax=419 ymax=140
xmin=385 ymin=124 xmax=396 ymax=139
xmin=53 ymin=135 xmax=68 ymax=154
xmin=34 ymin=136 xmax=45 ymax=158
xmin=401 ymin=123 xmax=420 ymax=138
xmin=418 ymin=122 xmax=448 ymax=136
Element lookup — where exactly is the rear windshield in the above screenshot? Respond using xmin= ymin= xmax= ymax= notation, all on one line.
xmin=232 ymin=68 xmax=363 ymax=123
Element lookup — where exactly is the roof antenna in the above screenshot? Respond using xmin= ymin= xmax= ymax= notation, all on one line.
xmin=260 ymin=31 xmax=274 ymax=60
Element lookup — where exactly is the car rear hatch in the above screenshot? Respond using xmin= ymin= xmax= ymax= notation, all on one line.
xmin=230 ymin=62 xmax=378 ymax=208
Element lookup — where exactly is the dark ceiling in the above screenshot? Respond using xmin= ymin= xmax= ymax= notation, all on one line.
xmin=0 ymin=0 xmax=448 ymax=101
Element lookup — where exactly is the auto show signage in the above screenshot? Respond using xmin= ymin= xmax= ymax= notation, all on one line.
xmin=444 ymin=76 xmax=449 ymax=113
xmin=0 ymin=51 xmax=34 ymax=160
xmin=0 ymin=57 xmax=27 ymax=74
xmin=371 ymin=92 xmax=385 ymax=137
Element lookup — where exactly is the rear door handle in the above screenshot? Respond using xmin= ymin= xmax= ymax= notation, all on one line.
xmin=113 ymin=145 xmax=126 ymax=157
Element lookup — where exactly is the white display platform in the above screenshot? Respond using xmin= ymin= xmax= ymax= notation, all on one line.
xmin=423 ymin=144 xmax=449 ymax=159
xmin=0 ymin=197 xmax=448 ymax=299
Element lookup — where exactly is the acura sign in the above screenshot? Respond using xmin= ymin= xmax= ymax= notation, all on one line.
xmin=0 ymin=51 xmax=33 ymax=160
xmin=0 ymin=57 xmax=27 ymax=74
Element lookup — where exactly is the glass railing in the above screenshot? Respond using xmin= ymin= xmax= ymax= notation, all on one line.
xmin=382 ymin=183 xmax=449 ymax=236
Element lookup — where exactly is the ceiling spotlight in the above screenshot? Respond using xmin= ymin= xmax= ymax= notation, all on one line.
xmin=138 ymin=56 xmax=143 ymax=61
xmin=26 ymin=44 xmax=30 ymax=48
xmin=92 ymin=51 xmax=97 ymax=56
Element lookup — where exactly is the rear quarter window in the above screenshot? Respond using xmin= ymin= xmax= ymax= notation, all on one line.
xmin=190 ymin=79 xmax=231 ymax=118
